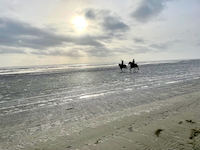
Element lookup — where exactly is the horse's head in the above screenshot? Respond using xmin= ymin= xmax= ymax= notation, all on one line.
xmin=128 ymin=62 xmax=131 ymax=65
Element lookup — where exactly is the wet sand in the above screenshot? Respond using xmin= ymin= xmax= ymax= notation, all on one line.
xmin=1 ymin=88 xmax=200 ymax=150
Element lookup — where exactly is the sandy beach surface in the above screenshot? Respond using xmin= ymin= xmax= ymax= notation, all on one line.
xmin=1 ymin=80 xmax=200 ymax=150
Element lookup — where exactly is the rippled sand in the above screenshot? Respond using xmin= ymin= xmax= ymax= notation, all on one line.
xmin=1 ymin=80 xmax=200 ymax=150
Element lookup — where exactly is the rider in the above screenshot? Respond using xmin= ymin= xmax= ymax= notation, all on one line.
xmin=121 ymin=60 xmax=124 ymax=65
xmin=132 ymin=59 xmax=135 ymax=64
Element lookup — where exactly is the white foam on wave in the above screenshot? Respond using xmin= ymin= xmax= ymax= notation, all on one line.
xmin=141 ymin=86 xmax=148 ymax=89
xmin=0 ymin=101 xmax=6 ymax=103
xmin=193 ymin=77 xmax=200 ymax=79
xmin=165 ymin=81 xmax=180 ymax=84
xmin=124 ymin=88 xmax=132 ymax=91
xmin=80 ymin=93 xmax=105 ymax=99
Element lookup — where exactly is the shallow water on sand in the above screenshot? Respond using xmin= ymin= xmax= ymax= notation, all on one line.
xmin=1 ymin=59 xmax=200 ymax=149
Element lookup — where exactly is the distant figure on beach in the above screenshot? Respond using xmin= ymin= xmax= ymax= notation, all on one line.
xmin=119 ymin=60 xmax=127 ymax=72
xmin=129 ymin=59 xmax=139 ymax=72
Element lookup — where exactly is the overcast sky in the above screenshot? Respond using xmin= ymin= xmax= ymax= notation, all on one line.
xmin=0 ymin=0 xmax=200 ymax=67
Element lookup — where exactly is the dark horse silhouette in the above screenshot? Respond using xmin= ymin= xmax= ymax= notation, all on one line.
xmin=119 ymin=60 xmax=127 ymax=72
xmin=119 ymin=61 xmax=127 ymax=72
xmin=128 ymin=62 xmax=139 ymax=71
xmin=119 ymin=64 xmax=127 ymax=72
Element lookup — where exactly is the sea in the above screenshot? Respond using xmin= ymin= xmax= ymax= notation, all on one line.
xmin=0 ymin=59 xmax=200 ymax=149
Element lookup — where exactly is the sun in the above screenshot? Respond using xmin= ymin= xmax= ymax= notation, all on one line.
xmin=73 ymin=16 xmax=87 ymax=30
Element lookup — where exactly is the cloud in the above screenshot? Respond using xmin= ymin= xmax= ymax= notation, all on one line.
xmin=85 ymin=47 xmax=113 ymax=57
xmin=0 ymin=12 xmax=129 ymax=58
xmin=130 ymin=0 xmax=171 ymax=22
xmin=150 ymin=43 xmax=168 ymax=49
xmin=0 ymin=17 xmax=107 ymax=50
xmin=0 ymin=17 xmax=52 ymax=37
xmin=74 ymin=38 xmax=104 ymax=46
xmin=84 ymin=9 xmax=96 ymax=20
xmin=110 ymin=46 xmax=152 ymax=55
xmin=0 ymin=47 xmax=26 ymax=54
xmin=101 ymin=16 xmax=130 ymax=32
xmin=133 ymin=37 xmax=146 ymax=43
xmin=84 ymin=9 xmax=130 ymax=32
xmin=32 ymin=46 xmax=114 ymax=58
xmin=134 ymin=46 xmax=153 ymax=53
xmin=31 ymin=49 xmax=84 ymax=57
xmin=149 ymin=39 xmax=181 ymax=50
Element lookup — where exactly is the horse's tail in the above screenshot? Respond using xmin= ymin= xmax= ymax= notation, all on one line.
xmin=137 ymin=64 xmax=139 ymax=70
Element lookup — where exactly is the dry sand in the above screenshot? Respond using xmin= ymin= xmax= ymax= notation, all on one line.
xmin=69 ymin=91 xmax=200 ymax=150
xmin=1 ymin=89 xmax=200 ymax=150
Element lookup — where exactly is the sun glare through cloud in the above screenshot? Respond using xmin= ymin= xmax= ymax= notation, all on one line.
xmin=73 ymin=16 xmax=87 ymax=30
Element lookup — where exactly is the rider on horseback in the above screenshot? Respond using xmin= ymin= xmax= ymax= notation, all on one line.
xmin=129 ymin=59 xmax=139 ymax=71
xmin=119 ymin=60 xmax=127 ymax=72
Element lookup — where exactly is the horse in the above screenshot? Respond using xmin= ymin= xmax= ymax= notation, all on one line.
xmin=119 ymin=64 xmax=127 ymax=72
xmin=128 ymin=62 xmax=139 ymax=71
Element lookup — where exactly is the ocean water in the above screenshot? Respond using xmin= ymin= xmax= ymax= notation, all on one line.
xmin=1 ymin=59 xmax=200 ymax=149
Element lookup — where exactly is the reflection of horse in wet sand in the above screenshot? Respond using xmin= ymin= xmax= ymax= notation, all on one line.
xmin=128 ymin=62 xmax=139 ymax=72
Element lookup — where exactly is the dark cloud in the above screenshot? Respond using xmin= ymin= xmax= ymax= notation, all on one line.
xmin=0 ymin=47 xmax=26 ymax=54
xmin=86 ymin=47 xmax=114 ymax=57
xmin=150 ymin=43 xmax=168 ymax=49
xmin=101 ymin=16 xmax=130 ymax=32
xmin=130 ymin=0 xmax=171 ymax=22
xmin=84 ymin=9 xmax=96 ymax=20
xmin=133 ymin=37 xmax=146 ymax=43
xmin=0 ymin=17 xmax=107 ymax=51
xmin=0 ymin=17 xmax=52 ymax=37
xmin=83 ymin=9 xmax=130 ymax=32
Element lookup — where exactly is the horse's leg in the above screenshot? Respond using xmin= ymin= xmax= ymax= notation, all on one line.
xmin=120 ymin=67 xmax=122 ymax=72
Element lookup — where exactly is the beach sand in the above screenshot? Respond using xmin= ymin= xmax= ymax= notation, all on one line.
xmin=1 ymin=87 xmax=200 ymax=150
xmin=67 ymin=91 xmax=200 ymax=150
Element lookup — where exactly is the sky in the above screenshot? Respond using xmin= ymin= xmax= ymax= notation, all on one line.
xmin=0 ymin=0 xmax=200 ymax=67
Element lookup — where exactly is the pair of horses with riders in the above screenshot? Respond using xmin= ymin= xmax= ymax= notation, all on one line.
xmin=119 ymin=59 xmax=139 ymax=72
